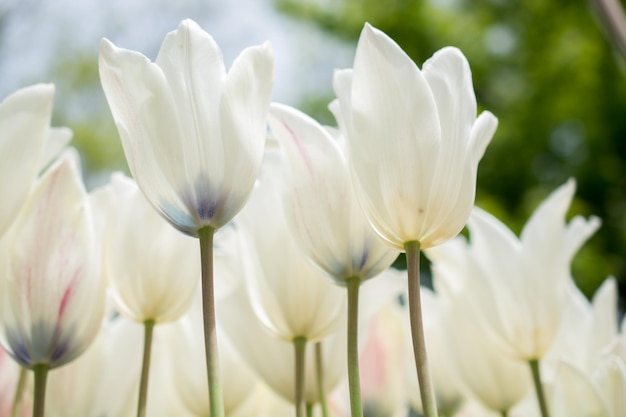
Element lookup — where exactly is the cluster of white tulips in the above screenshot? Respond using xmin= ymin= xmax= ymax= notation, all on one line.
xmin=0 ymin=17 xmax=623 ymax=417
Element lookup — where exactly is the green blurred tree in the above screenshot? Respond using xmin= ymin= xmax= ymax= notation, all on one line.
xmin=275 ymin=0 xmax=626 ymax=302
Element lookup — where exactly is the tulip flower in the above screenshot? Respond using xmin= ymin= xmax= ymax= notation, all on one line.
xmin=92 ymin=173 xmax=200 ymax=417
xmin=267 ymin=103 xmax=398 ymax=284
xmin=428 ymin=239 xmax=531 ymax=414
xmin=0 ymin=84 xmax=71 ymax=238
xmin=99 ymin=20 xmax=273 ymax=236
xmin=99 ymin=19 xmax=274 ymax=417
xmin=268 ymin=102 xmax=399 ymax=417
xmin=236 ymin=142 xmax=345 ymax=416
xmin=333 ymin=23 xmax=497 ymax=417
xmin=166 ymin=291 xmax=270 ymax=417
xmin=0 ymin=152 xmax=105 ymax=417
xmin=551 ymin=349 xmax=626 ymax=417
xmin=96 ymin=173 xmax=200 ymax=324
xmin=428 ymin=179 xmax=600 ymax=417
xmin=545 ymin=277 xmax=619 ymax=380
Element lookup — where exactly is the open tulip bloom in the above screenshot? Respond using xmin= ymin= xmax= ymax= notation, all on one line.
xmin=332 ymin=22 xmax=497 ymax=417
xmin=99 ymin=19 xmax=273 ymax=417
xmin=427 ymin=179 xmax=600 ymax=417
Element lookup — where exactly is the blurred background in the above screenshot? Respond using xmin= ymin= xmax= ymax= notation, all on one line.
xmin=1 ymin=0 xmax=624 ymax=305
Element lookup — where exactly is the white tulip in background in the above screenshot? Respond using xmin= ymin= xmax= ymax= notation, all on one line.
xmin=332 ymin=23 xmax=497 ymax=251
xmin=45 ymin=318 xmax=143 ymax=417
xmin=550 ymin=351 xmax=626 ymax=417
xmin=544 ymin=277 xmax=619 ymax=379
xmin=166 ymin=291 xmax=265 ymax=417
xmin=94 ymin=173 xmax=200 ymax=324
xmin=237 ymin=142 xmax=345 ymax=343
xmin=99 ymin=19 xmax=273 ymax=236
xmin=428 ymin=238 xmax=531 ymax=414
xmin=404 ymin=288 xmax=466 ymax=415
xmin=328 ymin=300 xmax=409 ymax=417
xmin=267 ymin=102 xmax=398 ymax=283
xmin=218 ymin=282 xmax=346 ymax=406
xmin=441 ymin=179 xmax=600 ymax=361
xmin=0 ymin=152 xmax=105 ymax=369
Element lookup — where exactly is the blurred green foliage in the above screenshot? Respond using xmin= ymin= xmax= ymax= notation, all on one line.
xmin=275 ymin=0 xmax=626 ymax=302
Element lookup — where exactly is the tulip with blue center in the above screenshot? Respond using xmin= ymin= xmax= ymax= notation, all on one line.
xmin=268 ymin=102 xmax=399 ymax=417
xmin=99 ymin=19 xmax=274 ymax=417
xmin=0 ymin=152 xmax=105 ymax=417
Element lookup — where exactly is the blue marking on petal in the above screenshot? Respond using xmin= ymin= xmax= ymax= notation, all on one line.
xmin=196 ymin=196 xmax=216 ymax=222
xmin=50 ymin=338 xmax=70 ymax=363
xmin=158 ymin=200 xmax=198 ymax=236
xmin=5 ymin=328 xmax=32 ymax=367
xmin=358 ymin=249 xmax=369 ymax=270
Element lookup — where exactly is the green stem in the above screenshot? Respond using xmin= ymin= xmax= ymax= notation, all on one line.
xmin=314 ymin=342 xmax=330 ymax=417
xmin=198 ymin=226 xmax=224 ymax=417
xmin=529 ymin=359 xmax=550 ymax=417
xmin=404 ymin=241 xmax=438 ymax=417
xmin=293 ymin=336 xmax=307 ymax=417
xmin=136 ymin=319 xmax=156 ymax=417
xmin=346 ymin=276 xmax=364 ymax=417
xmin=11 ymin=367 xmax=27 ymax=417
xmin=306 ymin=403 xmax=314 ymax=417
xmin=501 ymin=410 xmax=509 ymax=417
xmin=32 ymin=364 xmax=49 ymax=417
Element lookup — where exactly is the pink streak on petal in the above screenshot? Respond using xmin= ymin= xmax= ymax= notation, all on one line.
xmin=359 ymin=316 xmax=387 ymax=397
xmin=281 ymin=119 xmax=314 ymax=178
xmin=58 ymin=273 xmax=79 ymax=321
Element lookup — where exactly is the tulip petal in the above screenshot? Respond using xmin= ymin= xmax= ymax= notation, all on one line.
xmin=469 ymin=111 xmax=498 ymax=162
xmin=350 ymin=26 xmax=442 ymax=246
xmin=0 ymin=84 xmax=53 ymax=236
xmin=216 ymin=42 xmax=273 ymax=227
xmin=552 ymin=362 xmax=609 ymax=417
xmin=98 ymin=38 xmax=196 ymax=233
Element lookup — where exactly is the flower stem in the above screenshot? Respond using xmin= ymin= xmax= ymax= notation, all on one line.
xmin=404 ymin=241 xmax=438 ymax=417
xmin=529 ymin=359 xmax=550 ymax=417
xmin=306 ymin=403 xmax=314 ymax=417
xmin=346 ymin=276 xmax=364 ymax=417
xmin=198 ymin=226 xmax=224 ymax=417
xmin=501 ymin=410 xmax=509 ymax=417
xmin=293 ymin=336 xmax=307 ymax=417
xmin=136 ymin=319 xmax=156 ymax=417
xmin=32 ymin=364 xmax=49 ymax=417
xmin=11 ymin=367 xmax=27 ymax=417
xmin=315 ymin=342 xmax=330 ymax=417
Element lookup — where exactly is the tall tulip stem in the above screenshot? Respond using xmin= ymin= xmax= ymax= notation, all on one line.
xmin=136 ymin=319 xmax=156 ymax=417
xmin=315 ymin=342 xmax=330 ymax=417
xmin=293 ymin=336 xmax=307 ymax=417
xmin=11 ymin=366 xmax=27 ymax=417
xmin=529 ymin=359 xmax=550 ymax=417
xmin=346 ymin=276 xmax=364 ymax=417
xmin=405 ymin=241 xmax=438 ymax=417
xmin=199 ymin=226 xmax=225 ymax=417
xmin=32 ymin=364 xmax=49 ymax=417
